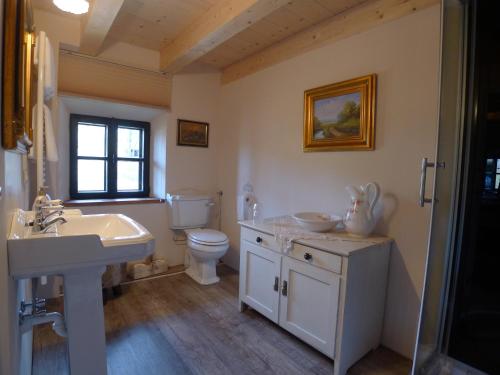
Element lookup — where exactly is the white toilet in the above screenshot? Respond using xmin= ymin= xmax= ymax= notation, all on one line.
xmin=167 ymin=191 xmax=229 ymax=285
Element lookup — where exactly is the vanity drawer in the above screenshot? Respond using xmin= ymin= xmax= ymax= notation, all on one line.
xmin=288 ymin=244 xmax=342 ymax=274
xmin=241 ymin=227 xmax=280 ymax=252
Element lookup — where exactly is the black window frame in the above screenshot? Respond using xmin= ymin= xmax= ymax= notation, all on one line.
xmin=70 ymin=114 xmax=150 ymax=199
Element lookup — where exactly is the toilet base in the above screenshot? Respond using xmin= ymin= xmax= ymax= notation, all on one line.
xmin=185 ymin=258 xmax=220 ymax=285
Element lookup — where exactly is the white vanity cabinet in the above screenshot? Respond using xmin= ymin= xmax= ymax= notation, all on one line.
xmin=238 ymin=223 xmax=391 ymax=375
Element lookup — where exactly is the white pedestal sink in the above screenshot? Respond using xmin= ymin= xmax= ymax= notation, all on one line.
xmin=7 ymin=209 xmax=155 ymax=375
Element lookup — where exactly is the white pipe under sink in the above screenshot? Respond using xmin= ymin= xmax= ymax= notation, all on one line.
xmin=20 ymin=311 xmax=67 ymax=337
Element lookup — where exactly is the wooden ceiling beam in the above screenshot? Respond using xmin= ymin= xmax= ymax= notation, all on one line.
xmin=79 ymin=0 xmax=125 ymax=56
xmin=160 ymin=0 xmax=290 ymax=73
xmin=221 ymin=0 xmax=440 ymax=84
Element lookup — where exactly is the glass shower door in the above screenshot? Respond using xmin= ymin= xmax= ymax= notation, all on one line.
xmin=413 ymin=0 xmax=468 ymax=372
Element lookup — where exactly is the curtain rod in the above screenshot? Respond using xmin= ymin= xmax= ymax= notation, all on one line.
xmin=59 ymin=48 xmax=168 ymax=77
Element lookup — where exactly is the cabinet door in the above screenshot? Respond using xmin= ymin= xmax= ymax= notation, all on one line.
xmin=240 ymin=242 xmax=281 ymax=323
xmin=279 ymin=256 xmax=340 ymax=357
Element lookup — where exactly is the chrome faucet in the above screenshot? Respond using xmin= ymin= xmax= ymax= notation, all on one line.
xmin=42 ymin=209 xmax=64 ymax=223
xmin=29 ymin=188 xmax=68 ymax=233
xmin=38 ymin=216 xmax=67 ymax=233
xmin=32 ymin=200 xmax=67 ymax=233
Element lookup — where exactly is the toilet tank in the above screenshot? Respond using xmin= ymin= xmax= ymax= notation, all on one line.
xmin=166 ymin=191 xmax=212 ymax=229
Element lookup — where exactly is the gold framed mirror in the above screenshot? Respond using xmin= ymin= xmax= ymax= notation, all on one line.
xmin=2 ymin=0 xmax=35 ymax=153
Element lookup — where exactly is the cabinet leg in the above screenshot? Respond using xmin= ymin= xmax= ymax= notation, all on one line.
xmin=333 ymin=360 xmax=347 ymax=375
xmin=239 ymin=300 xmax=247 ymax=312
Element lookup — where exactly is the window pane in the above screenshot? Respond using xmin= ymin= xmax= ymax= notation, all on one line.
xmin=496 ymin=174 xmax=500 ymax=190
xmin=78 ymin=159 xmax=106 ymax=192
xmin=485 ymin=174 xmax=494 ymax=190
xmin=78 ymin=123 xmax=107 ymax=157
xmin=117 ymin=161 xmax=141 ymax=191
xmin=117 ymin=127 xmax=142 ymax=158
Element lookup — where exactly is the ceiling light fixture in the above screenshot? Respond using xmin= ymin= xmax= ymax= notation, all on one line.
xmin=53 ymin=0 xmax=89 ymax=15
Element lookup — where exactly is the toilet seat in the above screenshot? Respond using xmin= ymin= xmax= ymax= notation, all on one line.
xmin=188 ymin=240 xmax=229 ymax=253
xmin=186 ymin=229 xmax=228 ymax=246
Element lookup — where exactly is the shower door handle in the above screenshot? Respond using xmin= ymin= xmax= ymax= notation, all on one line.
xmin=419 ymin=157 xmax=445 ymax=207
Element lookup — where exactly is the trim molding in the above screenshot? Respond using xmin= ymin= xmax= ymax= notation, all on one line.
xmin=64 ymin=197 xmax=165 ymax=207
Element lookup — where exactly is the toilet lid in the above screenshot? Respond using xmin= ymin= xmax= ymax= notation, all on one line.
xmin=187 ymin=229 xmax=228 ymax=244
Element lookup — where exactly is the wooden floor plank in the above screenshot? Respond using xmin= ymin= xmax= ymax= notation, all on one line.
xmin=32 ymin=266 xmax=411 ymax=375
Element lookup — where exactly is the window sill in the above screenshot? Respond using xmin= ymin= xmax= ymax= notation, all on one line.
xmin=64 ymin=197 xmax=165 ymax=207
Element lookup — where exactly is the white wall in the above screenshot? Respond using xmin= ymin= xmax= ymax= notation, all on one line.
xmin=151 ymin=112 xmax=167 ymax=198
xmin=0 ymin=152 xmax=27 ymax=375
xmin=217 ymin=6 xmax=441 ymax=358
xmin=166 ymin=74 xmax=221 ymax=193
xmin=2 ymin=154 xmax=31 ymax=375
xmin=0 ymin=1 xmax=32 ymax=373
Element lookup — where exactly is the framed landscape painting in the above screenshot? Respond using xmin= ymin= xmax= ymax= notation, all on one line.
xmin=177 ymin=119 xmax=209 ymax=147
xmin=303 ymin=74 xmax=376 ymax=151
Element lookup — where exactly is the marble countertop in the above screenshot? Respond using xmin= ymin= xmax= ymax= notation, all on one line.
xmin=239 ymin=218 xmax=392 ymax=257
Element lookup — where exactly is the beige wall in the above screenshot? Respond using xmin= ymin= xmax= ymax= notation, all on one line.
xmin=33 ymin=8 xmax=80 ymax=49
xmin=33 ymin=8 xmax=160 ymax=71
xmin=34 ymin=8 xmax=171 ymax=125
xmin=58 ymin=53 xmax=172 ymax=108
xmin=217 ymin=6 xmax=441 ymax=358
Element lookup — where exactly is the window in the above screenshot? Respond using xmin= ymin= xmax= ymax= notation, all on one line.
xmin=484 ymin=158 xmax=500 ymax=193
xmin=70 ymin=114 xmax=150 ymax=199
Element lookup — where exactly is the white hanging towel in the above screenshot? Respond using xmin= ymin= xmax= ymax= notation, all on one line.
xmin=30 ymin=104 xmax=58 ymax=162
xmin=43 ymin=36 xmax=56 ymax=101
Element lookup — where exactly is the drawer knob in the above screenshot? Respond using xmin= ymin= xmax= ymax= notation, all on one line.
xmin=256 ymin=236 xmax=263 ymax=243
xmin=304 ymin=253 xmax=313 ymax=261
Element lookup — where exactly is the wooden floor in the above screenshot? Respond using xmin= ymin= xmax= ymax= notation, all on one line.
xmin=33 ymin=266 xmax=411 ymax=375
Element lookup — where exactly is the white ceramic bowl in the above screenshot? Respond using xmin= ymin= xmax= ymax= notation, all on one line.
xmin=292 ymin=212 xmax=342 ymax=233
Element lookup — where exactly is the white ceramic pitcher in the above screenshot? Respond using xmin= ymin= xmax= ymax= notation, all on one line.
xmin=344 ymin=182 xmax=380 ymax=237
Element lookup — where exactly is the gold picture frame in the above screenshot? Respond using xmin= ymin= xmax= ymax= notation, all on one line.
xmin=2 ymin=0 xmax=35 ymax=152
xmin=177 ymin=119 xmax=209 ymax=148
xmin=303 ymin=74 xmax=376 ymax=152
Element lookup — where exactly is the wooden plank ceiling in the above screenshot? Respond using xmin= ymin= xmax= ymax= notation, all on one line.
xmin=33 ymin=0 xmax=439 ymax=82
xmin=107 ymin=0 xmax=220 ymax=51
xmin=33 ymin=0 xmax=368 ymax=62
xmin=198 ymin=0 xmax=367 ymax=68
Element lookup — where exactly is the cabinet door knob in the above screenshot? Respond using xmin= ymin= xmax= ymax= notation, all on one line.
xmin=282 ymin=280 xmax=288 ymax=296
xmin=256 ymin=236 xmax=263 ymax=244
xmin=304 ymin=253 xmax=312 ymax=261
xmin=273 ymin=276 xmax=279 ymax=292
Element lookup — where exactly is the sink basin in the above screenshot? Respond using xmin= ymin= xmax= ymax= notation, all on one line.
xmin=8 ymin=209 xmax=155 ymax=279
xmin=7 ymin=209 xmax=155 ymax=375
xmin=292 ymin=212 xmax=343 ymax=232
xmin=8 ymin=210 xmax=155 ymax=277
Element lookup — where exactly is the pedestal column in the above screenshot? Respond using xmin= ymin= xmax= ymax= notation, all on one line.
xmin=63 ymin=266 xmax=107 ymax=375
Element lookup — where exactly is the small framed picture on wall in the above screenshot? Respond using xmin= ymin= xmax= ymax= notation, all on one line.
xmin=177 ymin=119 xmax=209 ymax=147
